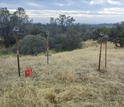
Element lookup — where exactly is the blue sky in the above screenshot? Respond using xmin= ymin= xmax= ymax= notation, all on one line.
xmin=0 ymin=0 xmax=124 ymax=24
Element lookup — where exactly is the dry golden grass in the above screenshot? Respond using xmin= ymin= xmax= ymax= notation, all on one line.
xmin=0 ymin=41 xmax=124 ymax=107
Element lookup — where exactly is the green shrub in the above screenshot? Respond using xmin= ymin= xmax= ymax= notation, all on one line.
xmin=55 ymin=31 xmax=82 ymax=51
xmin=12 ymin=35 xmax=46 ymax=55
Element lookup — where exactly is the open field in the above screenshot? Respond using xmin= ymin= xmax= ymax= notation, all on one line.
xmin=0 ymin=41 xmax=124 ymax=107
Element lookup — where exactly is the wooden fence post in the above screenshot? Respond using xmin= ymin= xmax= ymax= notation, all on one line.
xmin=13 ymin=27 xmax=20 ymax=77
xmin=98 ymin=42 xmax=102 ymax=71
xmin=105 ymin=40 xmax=107 ymax=68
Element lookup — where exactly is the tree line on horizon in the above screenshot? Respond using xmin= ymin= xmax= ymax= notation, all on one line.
xmin=0 ymin=7 xmax=124 ymax=55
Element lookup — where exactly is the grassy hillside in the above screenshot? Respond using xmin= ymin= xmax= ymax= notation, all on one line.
xmin=0 ymin=41 xmax=124 ymax=107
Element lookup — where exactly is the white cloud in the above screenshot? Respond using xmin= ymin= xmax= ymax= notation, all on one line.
xmin=98 ymin=7 xmax=124 ymax=15
xmin=90 ymin=0 xmax=121 ymax=5
xmin=9 ymin=8 xmax=124 ymax=19
xmin=54 ymin=3 xmax=65 ymax=6
xmin=27 ymin=2 xmax=41 ymax=7
xmin=108 ymin=0 xmax=121 ymax=5
xmin=9 ymin=8 xmax=124 ymax=23
xmin=90 ymin=0 xmax=104 ymax=5
xmin=25 ymin=10 xmax=94 ymax=18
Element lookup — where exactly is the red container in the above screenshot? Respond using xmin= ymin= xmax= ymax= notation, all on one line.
xmin=25 ymin=68 xmax=32 ymax=77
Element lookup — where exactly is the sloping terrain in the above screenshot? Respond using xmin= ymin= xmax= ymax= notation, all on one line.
xmin=0 ymin=41 xmax=124 ymax=107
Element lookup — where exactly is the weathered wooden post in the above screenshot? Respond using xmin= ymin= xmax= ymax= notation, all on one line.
xmin=104 ymin=35 xmax=108 ymax=68
xmin=46 ymin=31 xmax=50 ymax=65
xmin=13 ymin=27 xmax=20 ymax=77
xmin=98 ymin=33 xmax=108 ymax=71
xmin=105 ymin=41 xmax=107 ymax=68
xmin=98 ymin=32 xmax=104 ymax=71
xmin=98 ymin=42 xmax=102 ymax=71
